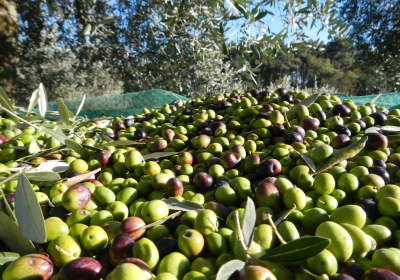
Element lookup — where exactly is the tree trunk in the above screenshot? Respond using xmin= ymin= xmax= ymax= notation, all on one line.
xmin=0 ymin=0 xmax=18 ymax=97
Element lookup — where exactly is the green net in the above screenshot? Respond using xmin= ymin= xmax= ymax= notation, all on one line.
xmin=46 ymin=89 xmax=190 ymax=119
xmin=333 ymin=92 xmax=400 ymax=110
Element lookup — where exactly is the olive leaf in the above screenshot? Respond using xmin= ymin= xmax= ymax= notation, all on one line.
xmin=0 ymin=189 xmax=17 ymax=222
xmin=142 ymin=152 xmax=181 ymax=161
xmin=0 ymin=211 xmax=36 ymax=255
xmin=294 ymin=150 xmax=316 ymax=173
xmin=101 ymin=134 xmax=113 ymax=143
xmin=73 ymin=116 xmax=112 ymax=130
xmin=365 ymin=126 xmax=400 ymax=134
xmin=65 ymin=139 xmax=89 ymax=159
xmin=216 ymin=259 xmax=245 ymax=280
xmin=41 ymin=127 xmax=68 ymax=144
xmin=260 ymin=236 xmax=330 ymax=262
xmin=26 ymin=88 xmax=40 ymax=115
xmin=28 ymin=139 xmax=41 ymax=154
xmin=140 ymin=211 xmax=182 ymax=229
xmin=81 ymin=144 xmax=102 ymax=152
xmin=162 ymin=198 xmax=204 ymax=211
xmin=74 ymin=94 xmax=86 ymax=121
xmin=24 ymin=171 xmax=61 ymax=181
xmin=366 ymin=93 xmax=382 ymax=105
xmin=41 ymin=124 xmax=74 ymax=130
xmin=99 ymin=140 xmax=145 ymax=148
xmin=57 ymin=98 xmax=71 ymax=125
xmin=243 ymin=197 xmax=256 ymax=247
xmin=0 ymin=86 xmax=19 ymax=124
xmin=315 ymin=136 xmax=368 ymax=174
xmin=17 ymin=145 xmax=67 ymax=162
xmin=0 ymin=252 xmax=20 ymax=265
xmin=38 ymin=83 xmax=48 ymax=117
xmin=15 ymin=172 xmax=47 ymax=243
xmin=387 ymin=135 xmax=400 ymax=144
xmin=289 ymin=93 xmax=321 ymax=114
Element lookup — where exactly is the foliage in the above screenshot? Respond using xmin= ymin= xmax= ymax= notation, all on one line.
xmin=338 ymin=0 xmax=400 ymax=94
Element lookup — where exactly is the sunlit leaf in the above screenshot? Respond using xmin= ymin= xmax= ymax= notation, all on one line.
xmin=26 ymin=88 xmax=40 ymax=115
xmin=162 ymin=198 xmax=204 ymax=211
xmin=24 ymin=171 xmax=61 ymax=181
xmin=15 ymin=172 xmax=47 ymax=243
xmin=289 ymin=93 xmax=322 ymax=114
xmin=57 ymin=99 xmax=71 ymax=125
xmin=216 ymin=259 xmax=245 ymax=280
xmin=294 ymin=151 xmax=316 ymax=173
xmin=142 ymin=152 xmax=181 ymax=161
xmin=141 ymin=211 xmax=182 ymax=229
xmin=0 ymin=252 xmax=20 ymax=265
xmin=28 ymin=139 xmax=41 ymax=154
xmin=38 ymin=83 xmax=48 ymax=117
xmin=65 ymin=139 xmax=89 ymax=159
xmin=243 ymin=197 xmax=256 ymax=247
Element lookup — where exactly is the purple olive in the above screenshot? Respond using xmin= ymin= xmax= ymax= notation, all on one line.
xmin=58 ymin=257 xmax=102 ymax=280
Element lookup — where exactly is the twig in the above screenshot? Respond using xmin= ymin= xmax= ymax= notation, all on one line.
xmin=267 ymin=214 xmax=286 ymax=245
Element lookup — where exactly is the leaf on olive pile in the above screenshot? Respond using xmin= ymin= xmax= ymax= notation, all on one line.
xmin=216 ymin=259 xmax=246 ymax=280
xmin=243 ymin=197 xmax=256 ymax=247
xmin=38 ymin=83 xmax=48 ymax=117
xmin=289 ymin=93 xmax=322 ymax=114
xmin=81 ymin=144 xmax=102 ymax=152
xmin=28 ymin=139 xmax=41 ymax=154
xmin=162 ymin=198 xmax=204 ymax=211
xmin=260 ymin=236 xmax=330 ymax=262
xmin=387 ymin=135 xmax=400 ymax=144
xmin=0 ymin=252 xmax=20 ymax=265
xmin=99 ymin=140 xmax=145 ymax=149
xmin=0 ymin=211 xmax=36 ymax=255
xmin=294 ymin=150 xmax=316 ymax=173
xmin=26 ymin=88 xmax=40 ymax=115
xmin=74 ymin=94 xmax=86 ymax=121
xmin=15 ymin=172 xmax=47 ymax=244
xmin=41 ymin=123 xmax=74 ymax=130
xmin=365 ymin=126 xmax=400 ymax=134
xmin=0 ymin=86 xmax=19 ymax=124
xmin=141 ymin=211 xmax=182 ymax=230
xmin=57 ymin=98 xmax=71 ymax=126
xmin=0 ymin=189 xmax=17 ymax=222
xmin=41 ymin=127 xmax=68 ymax=144
xmin=366 ymin=93 xmax=381 ymax=105
xmin=18 ymin=145 xmax=68 ymax=162
xmin=65 ymin=139 xmax=89 ymax=159
xmin=24 ymin=171 xmax=61 ymax=181
xmin=315 ymin=136 xmax=368 ymax=174
xmin=142 ymin=152 xmax=181 ymax=161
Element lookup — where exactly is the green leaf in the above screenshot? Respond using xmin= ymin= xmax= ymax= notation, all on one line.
xmin=243 ymin=197 xmax=256 ymax=247
xmin=38 ymin=83 xmax=48 ymax=117
xmin=99 ymin=15 xmax=114 ymax=25
xmin=0 ymin=86 xmax=19 ymax=124
xmin=162 ymin=198 xmax=204 ymax=211
xmin=260 ymin=236 xmax=330 ymax=262
xmin=99 ymin=140 xmax=145 ymax=149
xmin=15 ymin=173 xmax=47 ymax=243
xmin=0 ymin=189 xmax=17 ymax=222
xmin=17 ymin=145 xmax=67 ymax=162
xmin=141 ymin=211 xmax=182 ymax=229
xmin=216 ymin=259 xmax=245 ymax=280
xmin=0 ymin=252 xmax=20 ymax=265
xmin=74 ymin=94 xmax=86 ymax=120
xmin=40 ymin=127 xmax=68 ymax=144
xmin=0 ymin=211 xmax=36 ymax=255
xmin=315 ymin=136 xmax=368 ymax=174
xmin=142 ymin=152 xmax=181 ymax=161
xmin=28 ymin=139 xmax=41 ymax=154
xmin=295 ymin=151 xmax=316 ymax=173
xmin=84 ymin=24 xmax=92 ymax=35
xmin=65 ymin=139 xmax=89 ymax=159
xmin=289 ymin=93 xmax=322 ymax=114
xmin=26 ymin=88 xmax=40 ymax=115
xmin=57 ymin=99 xmax=71 ymax=125
xmin=255 ymin=10 xmax=272 ymax=21
xmin=24 ymin=171 xmax=61 ymax=181
xmin=82 ymin=144 xmax=102 ymax=152
xmin=387 ymin=135 xmax=400 ymax=144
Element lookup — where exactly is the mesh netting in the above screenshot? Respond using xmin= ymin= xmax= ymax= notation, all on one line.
xmin=333 ymin=92 xmax=400 ymax=110
xmin=46 ymin=89 xmax=190 ymax=119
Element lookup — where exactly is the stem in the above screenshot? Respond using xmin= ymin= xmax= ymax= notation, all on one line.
xmin=267 ymin=214 xmax=286 ymax=245
xmin=55 ymin=245 xmax=76 ymax=260
xmin=274 ymin=203 xmax=297 ymax=227
xmin=1 ymin=107 xmax=41 ymax=130
xmin=208 ymin=217 xmax=219 ymax=232
xmin=284 ymin=110 xmax=291 ymax=128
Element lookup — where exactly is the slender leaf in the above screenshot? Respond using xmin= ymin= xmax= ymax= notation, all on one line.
xmin=260 ymin=236 xmax=330 ymax=261
xmin=0 ymin=189 xmax=17 ymax=222
xmin=65 ymin=139 xmax=89 ymax=159
xmin=41 ymin=124 xmax=74 ymax=130
xmin=15 ymin=172 xmax=47 ymax=243
xmin=315 ymin=136 xmax=368 ymax=174
xmin=289 ymin=93 xmax=322 ymax=113
xmin=99 ymin=140 xmax=145 ymax=149
xmin=255 ymin=10 xmax=272 ymax=21
xmin=34 ymin=161 xmax=69 ymax=173
xmin=243 ymin=197 xmax=256 ymax=247
xmin=17 ymin=145 xmax=67 ymax=162
xmin=24 ymin=171 xmax=61 ymax=181
xmin=83 ymin=24 xmax=92 ymax=35
xmin=41 ymin=127 xmax=68 ymax=144
xmin=73 ymin=116 xmax=112 ymax=131
xmin=366 ymin=94 xmax=382 ymax=105
xmin=74 ymin=94 xmax=86 ymax=120
xmin=294 ymin=151 xmax=316 ymax=173
xmin=0 ymin=210 xmax=36 ymax=255
xmin=142 ymin=152 xmax=181 ymax=161
xmin=26 ymin=88 xmax=40 ymax=115
xmin=162 ymin=198 xmax=204 ymax=211
xmin=216 ymin=259 xmax=245 ymax=280
xmin=57 ymin=99 xmax=71 ymax=125
xmin=0 ymin=252 xmax=20 ymax=265
xmin=64 ymin=168 xmax=101 ymax=187
xmin=141 ymin=211 xmax=182 ymax=229
xmin=101 ymin=134 xmax=113 ymax=143
xmin=366 ymin=126 xmax=400 ymax=134
xmin=28 ymin=139 xmax=41 ymax=154
xmin=82 ymin=144 xmax=102 ymax=152
xmin=388 ymin=135 xmax=400 ymax=144
xmin=20 ymin=115 xmax=44 ymax=122
xmin=38 ymin=83 xmax=48 ymax=117
xmin=0 ymin=86 xmax=19 ymax=123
